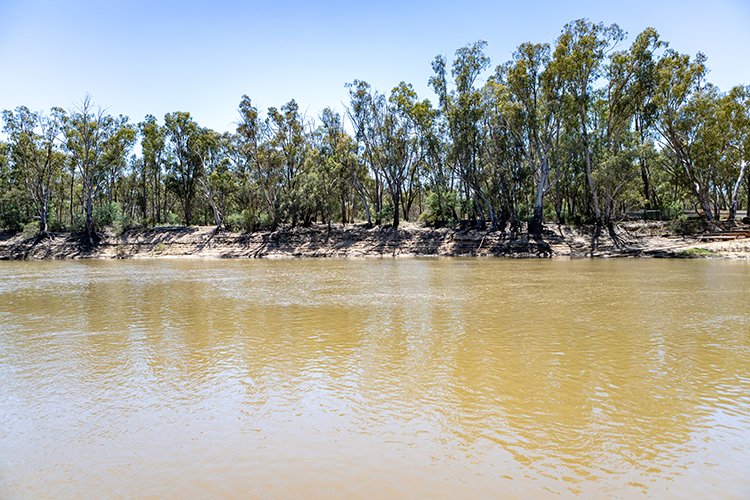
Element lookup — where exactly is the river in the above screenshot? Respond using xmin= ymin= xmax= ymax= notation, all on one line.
xmin=1 ymin=259 xmax=749 ymax=498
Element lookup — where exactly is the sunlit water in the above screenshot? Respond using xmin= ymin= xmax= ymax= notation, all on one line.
xmin=1 ymin=258 xmax=749 ymax=498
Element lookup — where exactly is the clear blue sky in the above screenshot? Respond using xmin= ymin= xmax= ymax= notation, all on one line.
xmin=1 ymin=0 xmax=748 ymax=132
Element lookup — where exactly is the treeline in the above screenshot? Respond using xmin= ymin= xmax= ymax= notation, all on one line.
xmin=1 ymin=19 xmax=748 ymax=242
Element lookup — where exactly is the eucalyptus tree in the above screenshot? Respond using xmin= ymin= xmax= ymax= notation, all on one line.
xmin=194 ymin=128 xmax=232 ymax=228
xmin=480 ymin=81 xmax=527 ymax=232
xmin=496 ymin=41 xmax=564 ymax=235
xmin=164 ymin=111 xmax=203 ymax=225
xmin=314 ymin=107 xmax=359 ymax=226
xmin=624 ymin=28 xmax=663 ymax=210
xmin=720 ymin=85 xmax=749 ymax=220
xmin=236 ymin=95 xmax=280 ymax=226
xmin=139 ymin=115 xmax=166 ymax=223
xmin=652 ymin=50 xmax=719 ymax=220
xmin=2 ymin=106 xmax=66 ymax=234
xmin=553 ymin=19 xmax=625 ymax=226
xmin=346 ymin=80 xmax=381 ymax=223
xmin=268 ymin=99 xmax=308 ymax=225
xmin=389 ymin=82 xmax=432 ymax=222
xmin=0 ymin=141 xmax=26 ymax=231
xmin=64 ymin=96 xmax=135 ymax=241
xmin=430 ymin=41 xmax=499 ymax=228
xmin=409 ymin=90 xmax=451 ymax=225
xmin=348 ymin=80 xmax=421 ymax=228
xmin=589 ymin=29 xmax=665 ymax=228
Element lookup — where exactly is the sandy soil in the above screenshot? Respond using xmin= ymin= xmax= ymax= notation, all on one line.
xmin=1 ymin=221 xmax=749 ymax=260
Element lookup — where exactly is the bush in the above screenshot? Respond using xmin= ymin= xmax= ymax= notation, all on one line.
xmin=21 ymin=221 xmax=39 ymax=238
xmin=377 ymin=204 xmax=394 ymax=225
xmin=670 ymin=215 xmax=707 ymax=235
xmin=419 ymin=191 xmax=458 ymax=226
xmin=48 ymin=215 xmax=67 ymax=232
xmin=122 ymin=214 xmax=145 ymax=232
xmin=661 ymin=201 xmax=685 ymax=220
xmin=0 ymin=190 xmax=26 ymax=232
xmin=256 ymin=211 xmax=274 ymax=229
xmin=94 ymin=201 xmax=123 ymax=229
xmin=71 ymin=214 xmax=86 ymax=233
xmin=0 ymin=205 xmax=24 ymax=232
xmin=225 ymin=212 xmax=245 ymax=232
xmin=166 ymin=211 xmax=179 ymax=225
xmin=225 ymin=209 xmax=275 ymax=233
xmin=678 ymin=247 xmax=715 ymax=258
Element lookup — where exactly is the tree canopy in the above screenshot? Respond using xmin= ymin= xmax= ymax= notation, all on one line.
xmin=1 ymin=20 xmax=748 ymax=237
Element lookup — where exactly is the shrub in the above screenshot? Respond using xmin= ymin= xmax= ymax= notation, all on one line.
xmin=419 ymin=191 xmax=458 ymax=226
xmin=670 ymin=215 xmax=707 ymax=235
xmin=225 ymin=212 xmax=245 ymax=232
xmin=0 ymin=206 xmax=24 ymax=232
xmin=377 ymin=204 xmax=394 ymax=225
xmin=94 ymin=202 xmax=124 ymax=233
xmin=678 ymin=247 xmax=715 ymax=258
xmin=0 ymin=192 xmax=25 ymax=232
xmin=21 ymin=221 xmax=39 ymax=238
xmin=48 ymin=215 xmax=66 ymax=232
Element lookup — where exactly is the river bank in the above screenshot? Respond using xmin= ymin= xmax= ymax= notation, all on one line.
xmin=1 ymin=221 xmax=750 ymax=260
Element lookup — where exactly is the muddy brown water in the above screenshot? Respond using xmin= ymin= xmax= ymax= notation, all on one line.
xmin=1 ymin=259 xmax=749 ymax=498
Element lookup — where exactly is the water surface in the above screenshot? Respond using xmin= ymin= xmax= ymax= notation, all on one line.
xmin=1 ymin=259 xmax=749 ymax=498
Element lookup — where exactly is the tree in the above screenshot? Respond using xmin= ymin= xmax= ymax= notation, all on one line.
xmin=139 ymin=115 xmax=166 ymax=223
xmin=236 ymin=95 xmax=279 ymax=227
xmin=348 ymin=80 xmax=420 ymax=228
xmin=496 ymin=42 xmax=563 ymax=235
xmin=2 ymin=106 xmax=66 ymax=234
xmin=553 ymin=19 xmax=625 ymax=228
xmin=268 ymin=100 xmax=308 ymax=225
xmin=653 ymin=50 xmax=722 ymax=221
xmin=720 ymin=86 xmax=750 ymax=220
xmin=430 ymin=41 xmax=499 ymax=228
xmin=164 ymin=111 xmax=202 ymax=225
xmin=64 ymin=96 xmax=135 ymax=241
xmin=194 ymin=128 xmax=229 ymax=228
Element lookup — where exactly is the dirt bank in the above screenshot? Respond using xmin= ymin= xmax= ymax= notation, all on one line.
xmin=1 ymin=221 xmax=749 ymax=260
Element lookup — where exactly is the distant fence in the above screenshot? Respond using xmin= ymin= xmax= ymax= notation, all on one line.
xmin=626 ymin=209 xmax=748 ymax=221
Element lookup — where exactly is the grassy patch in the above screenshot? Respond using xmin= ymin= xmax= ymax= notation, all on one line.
xmin=677 ymin=247 xmax=715 ymax=258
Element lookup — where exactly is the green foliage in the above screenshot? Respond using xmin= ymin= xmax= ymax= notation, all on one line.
xmin=21 ymin=221 xmax=39 ymax=238
xmin=419 ymin=190 xmax=459 ymax=226
xmin=678 ymin=247 xmax=715 ymax=257
xmin=377 ymin=204 xmax=394 ymax=226
xmin=48 ymin=215 xmax=67 ymax=233
xmin=670 ymin=215 xmax=708 ymax=235
xmin=224 ymin=212 xmax=244 ymax=232
xmin=0 ymin=21 xmax=747 ymax=238
xmin=0 ymin=193 xmax=25 ymax=232
xmin=94 ymin=201 xmax=124 ymax=232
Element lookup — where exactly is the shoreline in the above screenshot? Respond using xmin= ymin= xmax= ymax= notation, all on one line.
xmin=1 ymin=221 xmax=749 ymax=261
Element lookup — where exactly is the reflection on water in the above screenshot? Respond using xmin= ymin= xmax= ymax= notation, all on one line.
xmin=1 ymin=259 xmax=749 ymax=498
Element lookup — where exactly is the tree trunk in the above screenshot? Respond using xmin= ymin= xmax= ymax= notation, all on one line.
xmin=352 ymin=174 xmax=371 ymax=226
xmin=85 ymin=191 xmax=95 ymax=244
xmin=640 ymin=156 xmax=651 ymax=210
xmin=38 ymin=195 xmax=48 ymax=234
xmin=69 ymin=169 xmax=75 ymax=227
xmin=582 ymin=125 xmax=601 ymax=224
xmin=392 ymin=188 xmax=400 ymax=229
xmin=200 ymin=178 xmax=223 ymax=228
xmin=530 ymin=156 xmax=549 ymax=236
xmin=184 ymin=190 xmax=193 ymax=226
xmin=697 ymin=189 xmax=714 ymax=222
xmin=637 ymin=116 xmax=651 ymax=210
xmin=728 ymin=161 xmax=747 ymax=221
